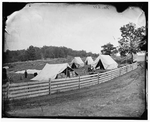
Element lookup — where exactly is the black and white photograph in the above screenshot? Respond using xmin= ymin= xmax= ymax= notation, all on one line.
xmin=2 ymin=1 xmax=148 ymax=119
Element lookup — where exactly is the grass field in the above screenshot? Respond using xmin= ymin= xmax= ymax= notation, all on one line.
xmin=5 ymin=62 xmax=146 ymax=118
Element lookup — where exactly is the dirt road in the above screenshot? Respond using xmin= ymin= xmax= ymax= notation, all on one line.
xmin=6 ymin=65 xmax=146 ymax=118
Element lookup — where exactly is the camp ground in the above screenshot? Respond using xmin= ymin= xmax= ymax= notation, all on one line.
xmin=70 ymin=57 xmax=84 ymax=68
xmin=3 ymin=3 xmax=147 ymax=117
xmin=85 ymin=56 xmax=94 ymax=65
xmin=31 ymin=63 xmax=78 ymax=81
xmin=91 ymin=55 xmax=118 ymax=70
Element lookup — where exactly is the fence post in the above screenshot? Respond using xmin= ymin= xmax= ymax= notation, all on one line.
xmin=130 ymin=65 xmax=131 ymax=71
xmin=111 ymin=71 xmax=113 ymax=79
xmin=79 ymin=75 xmax=80 ymax=89
xmin=135 ymin=63 xmax=137 ymax=69
xmin=3 ymin=82 xmax=10 ymax=112
xmin=119 ymin=68 xmax=121 ymax=76
xmin=3 ymin=83 xmax=6 ymax=101
xmin=98 ymin=73 xmax=99 ymax=84
xmin=121 ymin=68 xmax=122 ymax=75
xmin=7 ymin=82 xmax=9 ymax=100
xmin=49 ymin=78 xmax=51 ymax=95
xmin=126 ymin=65 xmax=128 ymax=73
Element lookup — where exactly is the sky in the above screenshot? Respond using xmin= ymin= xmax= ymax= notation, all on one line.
xmin=5 ymin=3 xmax=146 ymax=53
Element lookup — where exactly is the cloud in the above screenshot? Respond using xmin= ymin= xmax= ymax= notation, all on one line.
xmin=5 ymin=3 xmax=146 ymax=53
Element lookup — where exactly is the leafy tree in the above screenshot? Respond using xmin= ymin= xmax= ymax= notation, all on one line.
xmin=101 ymin=43 xmax=118 ymax=55
xmin=4 ymin=50 xmax=11 ymax=63
xmin=61 ymin=46 xmax=69 ymax=57
xmin=41 ymin=46 xmax=49 ymax=59
xmin=26 ymin=45 xmax=36 ymax=60
xmin=58 ymin=48 xmax=66 ymax=58
xmin=118 ymin=23 xmax=146 ymax=62
xmin=34 ymin=47 xmax=41 ymax=60
xmin=18 ymin=50 xmax=28 ymax=61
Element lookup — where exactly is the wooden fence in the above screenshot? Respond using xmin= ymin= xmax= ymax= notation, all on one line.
xmin=2 ymin=63 xmax=137 ymax=101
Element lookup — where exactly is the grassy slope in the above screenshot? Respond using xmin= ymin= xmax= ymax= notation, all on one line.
xmin=6 ymin=63 xmax=146 ymax=117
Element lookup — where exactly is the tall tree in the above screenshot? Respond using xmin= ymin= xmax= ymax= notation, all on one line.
xmin=18 ymin=50 xmax=28 ymax=61
xmin=26 ymin=45 xmax=36 ymax=60
xmin=118 ymin=23 xmax=146 ymax=62
xmin=34 ymin=47 xmax=41 ymax=59
xmin=101 ymin=43 xmax=118 ymax=55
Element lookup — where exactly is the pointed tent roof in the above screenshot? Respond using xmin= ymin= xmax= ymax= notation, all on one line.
xmin=85 ymin=56 xmax=94 ymax=65
xmin=31 ymin=63 xmax=75 ymax=81
xmin=71 ymin=57 xmax=84 ymax=68
xmin=91 ymin=55 xmax=118 ymax=70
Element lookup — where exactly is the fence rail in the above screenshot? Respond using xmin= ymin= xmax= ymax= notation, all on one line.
xmin=2 ymin=63 xmax=137 ymax=100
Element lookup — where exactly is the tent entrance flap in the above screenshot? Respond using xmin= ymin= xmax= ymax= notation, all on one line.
xmin=62 ymin=67 xmax=72 ymax=77
xmin=95 ymin=60 xmax=104 ymax=69
xmin=71 ymin=63 xmax=77 ymax=69
xmin=85 ymin=61 xmax=88 ymax=65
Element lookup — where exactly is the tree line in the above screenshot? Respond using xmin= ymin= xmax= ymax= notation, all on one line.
xmin=3 ymin=46 xmax=98 ymax=63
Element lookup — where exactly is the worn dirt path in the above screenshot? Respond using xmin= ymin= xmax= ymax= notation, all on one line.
xmin=7 ymin=65 xmax=146 ymax=117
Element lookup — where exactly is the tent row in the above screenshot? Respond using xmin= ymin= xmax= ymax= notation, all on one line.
xmin=31 ymin=55 xmax=118 ymax=81
xmin=70 ymin=55 xmax=118 ymax=70
xmin=70 ymin=56 xmax=94 ymax=68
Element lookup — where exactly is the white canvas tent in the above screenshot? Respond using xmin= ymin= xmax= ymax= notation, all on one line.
xmin=85 ymin=56 xmax=94 ymax=65
xmin=91 ymin=55 xmax=118 ymax=70
xmin=71 ymin=57 xmax=84 ymax=68
xmin=31 ymin=63 xmax=77 ymax=81
xmin=133 ymin=52 xmax=146 ymax=62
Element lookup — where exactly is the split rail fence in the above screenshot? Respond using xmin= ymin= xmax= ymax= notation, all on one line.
xmin=2 ymin=63 xmax=137 ymax=101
